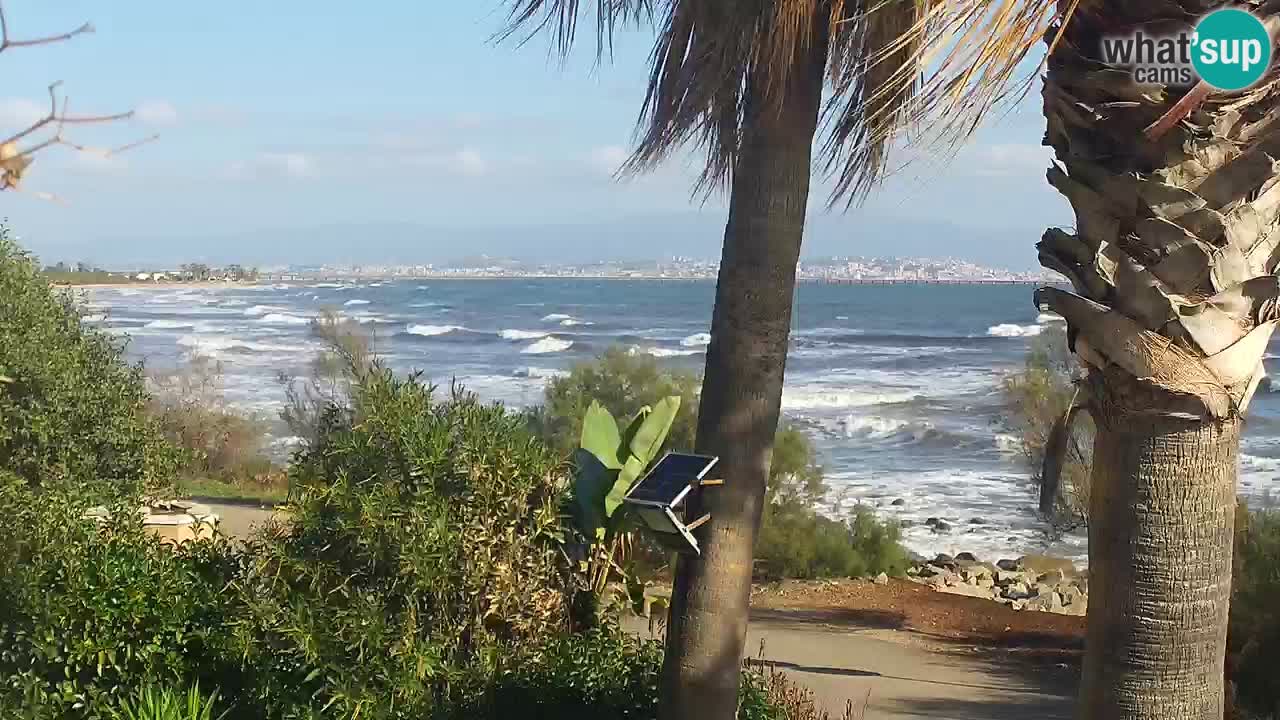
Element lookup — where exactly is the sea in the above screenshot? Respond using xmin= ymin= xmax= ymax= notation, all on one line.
xmin=79 ymin=279 xmax=1280 ymax=563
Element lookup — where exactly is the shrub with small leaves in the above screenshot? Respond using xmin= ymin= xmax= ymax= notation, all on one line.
xmin=0 ymin=231 xmax=181 ymax=502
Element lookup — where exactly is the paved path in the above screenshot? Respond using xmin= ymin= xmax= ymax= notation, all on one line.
xmin=626 ymin=613 xmax=1078 ymax=719
xmin=204 ymin=502 xmax=1078 ymax=719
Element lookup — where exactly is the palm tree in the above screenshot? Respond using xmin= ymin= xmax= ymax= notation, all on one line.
xmin=499 ymin=3 xmax=1058 ymax=719
xmin=1035 ymin=4 xmax=1280 ymax=717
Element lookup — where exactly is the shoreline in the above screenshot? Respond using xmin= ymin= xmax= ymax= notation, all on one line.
xmin=66 ymin=276 xmax=1049 ymax=289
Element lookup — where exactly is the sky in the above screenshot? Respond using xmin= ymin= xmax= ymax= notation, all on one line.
xmin=0 ymin=1 xmax=1071 ymax=269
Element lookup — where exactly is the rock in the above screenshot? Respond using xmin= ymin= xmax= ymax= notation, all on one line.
xmin=1025 ymin=591 xmax=1064 ymax=613
xmin=931 ymin=520 xmax=952 ymax=533
xmin=974 ymin=574 xmax=995 ymax=589
xmin=936 ymin=581 xmax=994 ymax=599
xmin=932 ymin=553 xmax=955 ymax=567
xmin=891 ymin=498 xmax=905 ymax=506
xmin=955 ymin=551 xmax=978 ymax=562
xmin=996 ymin=558 xmax=1019 ymax=571
xmin=906 ymin=566 xmax=919 ymax=577
xmin=1060 ymin=585 xmax=1086 ymax=607
xmin=968 ymin=517 xmax=987 ymax=525
xmin=995 ymin=569 xmax=1029 ymax=585
xmin=1038 ymin=569 xmax=1068 ymax=586
xmin=900 ymin=519 xmax=916 ymax=528
xmin=1017 ymin=554 xmax=1076 ymax=578
xmin=1010 ymin=599 xmax=1026 ymax=611
xmin=1001 ymin=581 xmax=1031 ymax=600
xmin=1063 ymin=597 xmax=1088 ymax=616
xmin=874 ymin=572 xmax=889 ymax=585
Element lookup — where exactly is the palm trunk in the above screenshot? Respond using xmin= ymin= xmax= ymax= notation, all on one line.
xmin=1080 ymin=375 xmax=1239 ymax=720
xmin=1036 ymin=4 xmax=1280 ymax=718
xmin=658 ymin=30 xmax=827 ymax=720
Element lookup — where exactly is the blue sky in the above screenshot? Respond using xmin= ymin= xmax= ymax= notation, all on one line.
xmin=1 ymin=1 xmax=1070 ymax=268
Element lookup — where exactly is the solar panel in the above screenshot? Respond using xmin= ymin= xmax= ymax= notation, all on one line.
xmin=624 ymin=452 xmax=719 ymax=506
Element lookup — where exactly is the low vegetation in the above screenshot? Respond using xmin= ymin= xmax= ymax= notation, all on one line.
xmin=0 ymin=232 xmax=182 ymax=503
xmin=536 ymin=348 xmax=907 ymax=582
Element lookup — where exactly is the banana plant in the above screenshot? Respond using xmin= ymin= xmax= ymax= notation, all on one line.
xmin=570 ymin=396 xmax=680 ymax=600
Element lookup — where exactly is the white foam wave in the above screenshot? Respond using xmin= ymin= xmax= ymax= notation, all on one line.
xmin=645 ymin=347 xmax=701 ymax=358
xmin=406 ymin=324 xmax=463 ymax=337
xmin=836 ymin=315 xmax=850 ymax=320
xmin=410 ymin=302 xmax=444 ymax=308
xmin=144 ymin=319 xmax=195 ymax=329
xmin=223 ymin=300 xmax=248 ymax=307
xmin=1241 ymin=453 xmax=1280 ymax=473
xmin=522 ymin=337 xmax=574 ymax=354
xmin=82 ymin=314 xmax=106 ymax=323
xmin=501 ymin=329 xmax=549 ymax=341
xmin=839 ymin=415 xmax=916 ymax=439
xmin=242 ymin=305 xmax=279 ymax=317
xmin=258 ymin=313 xmax=311 ymax=326
xmin=311 ymin=282 xmax=345 ymax=288
xmin=541 ymin=313 xmax=572 ymax=322
xmin=782 ymin=387 xmax=921 ymax=410
xmin=1036 ymin=313 xmax=1064 ymax=324
xmin=176 ymin=335 xmax=304 ymax=354
xmin=368 ymin=282 xmax=384 ymax=287
xmin=513 ymin=367 xmax=569 ymax=379
xmin=681 ymin=332 xmax=712 ymax=347
xmin=560 ymin=318 xmax=592 ymax=327
xmin=344 ymin=299 xmax=370 ymax=306
xmin=987 ymin=323 xmax=1042 ymax=338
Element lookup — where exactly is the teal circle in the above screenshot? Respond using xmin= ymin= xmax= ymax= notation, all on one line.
xmin=1192 ymin=8 xmax=1271 ymax=91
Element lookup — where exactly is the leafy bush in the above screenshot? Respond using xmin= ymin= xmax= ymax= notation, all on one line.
xmin=1228 ymin=507 xmax=1280 ymax=719
xmin=149 ymin=354 xmax=273 ymax=487
xmin=755 ymin=504 xmax=908 ymax=581
xmin=231 ymin=369 xmax=576 ymax=718
xmin=0 ymin=232 xmax=182 ymax=502
xmin=106 ymin=685 xmax=226 ymax=720
xmin=531 ymin=348 xmax=903 ymax=581
xmin=275 ymin=309 xmax=376 ymax=449
xmin=1001 ymin=323 xmax=1092 ymax=531
xmin=0 ymin=476 xmax=246 ymax=717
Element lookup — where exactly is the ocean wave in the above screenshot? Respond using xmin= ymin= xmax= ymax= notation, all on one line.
xmin=242 ymin=305 xmax=279 ymax=317
xmin=82 ymin=314 xmax=107 ymax=323
xmin=409 ymin=302 xmax=446 ymax=308
xmin=1036 ymin=313 xmax=1064 ymax=324
xmin=222 ymin=300 xmax=248 ymax=307
xmin=987 ymin=323 xmax=1042 ymax=338
xmin=1241 ymin=453 xmax=1280 ymax=474
xmin=560 ymin=318 xmax=592 ymax=327
xmin=512 ymin=367 xmax=569 ymax=379
xmin=176 ymin=334 xmax=305 ymax=354
xmin=368 ymin=282 xmax=384 ymax=287
xmin=541 ymin=313 xmax=573 ymax=322
xmin=258 ymin=313 xmax=311 ymax=326
xmin=344 ymin=299 xmax=371 ymax=306
xmin=836 ymin=315 xmax=849 ymax=320
xmin=681 ymin=332 xmax=712 ymax=347
xmin=406 ymin=324 xmax=464 ymax=337
xmin=311 ymin=282 xmax=345 ymax=288
xmin=645 ymin=347 xmax=701 ymax=358
xmin=145 ymin=319 xmax=195 ymax=329
xmin=782 ymin=387 xmax=922 ymax=410
xmin=501 ymin=329 xmax=549 ymax=341
xmin=522 ymin=337 xmax=574 ymax=354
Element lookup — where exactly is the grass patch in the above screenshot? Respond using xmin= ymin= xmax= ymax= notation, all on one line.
xmin=177 ymin=477 xmax=286 ymax=504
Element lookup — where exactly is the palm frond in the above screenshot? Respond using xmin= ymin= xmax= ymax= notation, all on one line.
xmin=501 ymin=0 xmax=1066 ymax=203
xmin=499 ymin=0 xmax=656 ymax=58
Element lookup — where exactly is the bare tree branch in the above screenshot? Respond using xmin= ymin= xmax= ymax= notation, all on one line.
xmin=0 ymin=0 xmax=93 ymax=54
xmin=0 ymin=2 xmax=153 ymax=193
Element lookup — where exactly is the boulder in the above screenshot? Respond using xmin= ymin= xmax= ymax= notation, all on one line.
xmin=996 ymin=558 xmax=1019 ymax=571
xmin=1038 ymin=569 xmax=1068 ymax=586
xmin=1000 ymin=581 xmax=1031 ymax=600
xmin=891 ymin=498 xmax=905 ymax=506
xmin=931 ymin=520 xmax=952 ymax=533
xmin=1025 ymin=591 xmax=1064 ymax=613
xmin=874 ymin=572 xmax=889 ymax=585
xmin=932 ymin=553 xmax=956 ymax=568
xmin=968 ymin=517 xmax=987 ymax=525
xmin=1062 ymin=597 xmax=1088 ymax=616
xmin=1060 ymin=584 xmax=1086 ymax=607
xmin=1017 ymin=554 xmax=1076 ymax=578
xmin=995 ymin=569 xmax=1030 ymax=585
xmin=955 ymin=551 xmax=978 ymax=562
xmin=936 ymin=582 xmax=995 ymax=600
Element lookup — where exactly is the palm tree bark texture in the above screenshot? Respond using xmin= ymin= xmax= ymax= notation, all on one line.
xmin=1037 ymin=1 xmax=1280 ymax=717
xmin=660 ymin=31 xmax=829 ymax=720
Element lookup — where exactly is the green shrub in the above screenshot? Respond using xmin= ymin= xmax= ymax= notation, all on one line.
xmin=755 ymin=504 xmax=908 ymax=581
xmin=106 ymin=685 xmax=226 ymax=720
xmin=1229 ymin=507 xmax=1280 ymax=719
xmin=0 ymin=476 xmax=247 ymax=718
xmin=0 ymin=232 xmax=182 ymax=502
xmin=231 ymin=370 xmax=576 ymax=718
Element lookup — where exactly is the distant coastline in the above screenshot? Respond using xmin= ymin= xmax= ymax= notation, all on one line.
xmin=64 ymin=275 xmax=1051 ymax=289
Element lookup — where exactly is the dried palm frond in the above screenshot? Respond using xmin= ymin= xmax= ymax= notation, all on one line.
xmin=501 ymin=0 xmax=1067 ymax=203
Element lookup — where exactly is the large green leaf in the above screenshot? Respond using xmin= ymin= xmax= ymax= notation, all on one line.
xmin=572 ymin=448 xmax=618 ymax=538
xmin=580 ymin=401 xmax=623 ymax=470
xmin=623 ymin=395 xmax=681 ymax=468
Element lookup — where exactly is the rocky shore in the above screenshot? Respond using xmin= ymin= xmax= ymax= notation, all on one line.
xmin=904 ymin=552 xmax=1087 ymax=617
